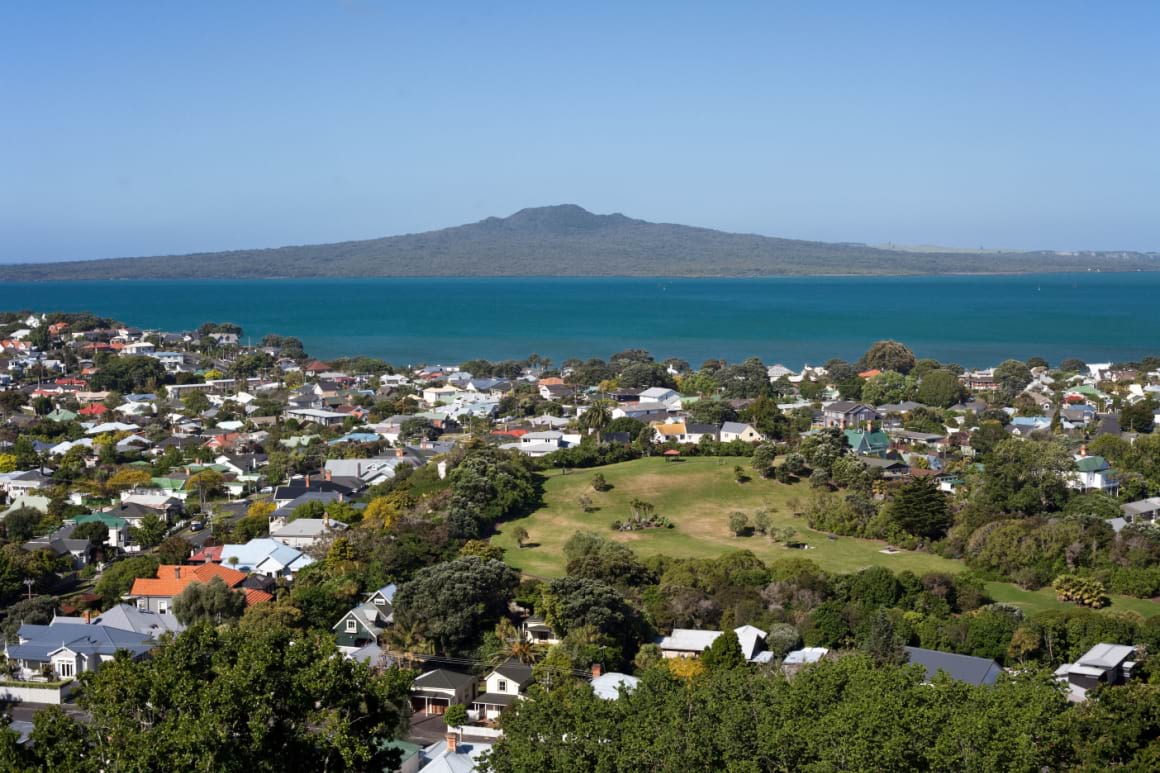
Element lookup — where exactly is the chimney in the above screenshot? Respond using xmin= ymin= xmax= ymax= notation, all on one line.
xmin=591 ymin=663 xmax=603 ymax=678
xmin=445 ymin=733 xmax=458 ymax=754
xmin=83 ymin=609 xmax=93 ymax=624
xmin=324 ymin=468 xmax=332 ymax=482
xmin=1080 ymin=444 xmax=1087 ymax=457
xmin=174 ymin=566 xmax=181 ymax=580
xmin=356 ymin=462 xmax=362 ymax=477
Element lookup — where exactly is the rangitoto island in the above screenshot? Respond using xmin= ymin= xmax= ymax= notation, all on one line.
xmin=3 ymin=205 xmax=1157 ymax=280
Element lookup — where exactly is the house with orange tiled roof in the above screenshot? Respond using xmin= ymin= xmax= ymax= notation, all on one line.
xmin=858 ymin=369 xmax=882 ymax=379
xmin=127 ymin=563 xmax=270 ymax=614
xmin=537 ymin=376 xmax=565 ymax=386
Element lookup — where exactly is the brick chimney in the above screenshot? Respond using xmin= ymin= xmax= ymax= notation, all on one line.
xmin=591 ymin=663 xmax=602 ymax=678
xmin=174 ymin=566 xmax=181 ymax=580
xmin=445 ymin=733 xmax=458 ymax=754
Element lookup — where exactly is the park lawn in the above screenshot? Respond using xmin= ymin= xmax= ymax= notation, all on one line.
xmin=493 ymin=457 xmax=1160 ymax=619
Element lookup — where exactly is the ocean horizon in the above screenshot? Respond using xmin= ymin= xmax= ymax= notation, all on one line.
xmin=1 ymin=273 xmax=1156 ymax=368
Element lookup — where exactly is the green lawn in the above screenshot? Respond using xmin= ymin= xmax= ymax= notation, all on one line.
xmin=494 ymin=457 xmax=1159 ymax=618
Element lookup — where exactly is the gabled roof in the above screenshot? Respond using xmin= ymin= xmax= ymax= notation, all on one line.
xmin=904 ymin=646 xmax=1002 ymax=686
xmin=128 ymin=563 xmax=248 ymax=599
xmin=89 ymin=604 xmax=185 ymax=638
xmin=9 ymin=621 xmax=153 ymax=662
xmin=490 ymin=659 xmax=534 ymax=687
xmin=412 ymin=668 xmax=476 ymax=690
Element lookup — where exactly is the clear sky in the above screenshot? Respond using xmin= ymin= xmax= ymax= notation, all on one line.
xmin=2 ymin=1 xmax=1158 ymax=262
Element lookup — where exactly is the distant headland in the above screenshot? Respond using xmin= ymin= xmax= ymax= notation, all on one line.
xmin=1 ymin=205 xmax=1157 ymax=280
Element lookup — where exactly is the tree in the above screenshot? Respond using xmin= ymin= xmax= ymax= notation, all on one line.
xmin=993 ymin=359 xmax=1033 ymax=399
xmin=362 ymin=496 xmax=401 ymax=530
xmin=512 ymin=525 xmax=530 ymax=547
xmin=701 ymin=629 xmax=746 ymax=670
xmin=0 ymin=595 xmax=57 ymax=641
xmin=860 ymin=609 xmax=906 ymax=665
xmin=1121 ymin=398 xmax=1156 ymax=433
xmin=172 ymin=576 xmax=247 ymax=625
xmin=107 ymin=466 xmax=154 ymax=493
xmin=89 ymin=355 xmax=166 ymax=393
xmin=977 ymin=438 xmax=1072 ymax=516
xmin=444 ymin=704 xmax=468 ymax=729
xmin=459 ymin=539 xmax=505 ymax=561
xmin=94 ymin=555 xmax=160 ymax=606
xmin=916 ymin=369 xmax=967 ymax=408
xmin=728 ymin=511 xmax=749 ymax=536
xmin=130 ymin=512 xmax=168 ymax=548
xmin=751 ymin=443 xmax=777 ymax=477
xmin=181 ymin=390 xmax=211 ymax=415
xmin=393 ymin=557 xmax=519 ymax=655
xmin=186 ymin=468 xmax=224 ymax=507
xmin=889 ymin=478 xmax=951 ymax=539
xmin=861 ymin=371 xmax=911 ymax=405
xmin=578 ymin=399 xmax=614 ymax=443
xmin=73 ymin=521 xmax=109 ymax=546
xmin=861 ymin=340 xmax=916 ymax=374
xmin=753 ymin=509 xmax=773 ymax=536
xmin=47 ymin=622 xmax=413 ymax=771
xmin=2 ymin=506 xmax=43 ymax=542
xmin=156 ymin=535 xmax=193 ymax=564
xmin=591 ymin=472 xmax=609 ymax=492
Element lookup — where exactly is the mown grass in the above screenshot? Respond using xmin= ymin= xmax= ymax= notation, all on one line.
xmin=493 ymin=457 xmax=1159 ymax=618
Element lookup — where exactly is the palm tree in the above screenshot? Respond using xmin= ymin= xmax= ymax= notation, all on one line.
xmin=489 ymin=618 xmax=538 ymax=666
xmin=577 ymin=399 xmax=613 ymax=444
xmin=382 ymin=620 xmax=434 ymax=669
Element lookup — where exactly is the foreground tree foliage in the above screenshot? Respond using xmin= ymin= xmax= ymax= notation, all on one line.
xmin=0 ymin=623 xmax=413 ymax=772
xmin=483 ymin=656 xmax=1160 ymax=772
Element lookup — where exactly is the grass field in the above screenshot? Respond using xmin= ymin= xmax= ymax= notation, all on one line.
xmin=493 ymin=457 xmax=1160 ymax=618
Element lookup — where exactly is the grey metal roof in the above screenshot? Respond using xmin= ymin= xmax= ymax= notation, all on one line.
xmin=904 ymin=646 xmax=1002 ymax=686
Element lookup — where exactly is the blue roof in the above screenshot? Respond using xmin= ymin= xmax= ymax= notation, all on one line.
xmin=10 ymin=621 xmax=153 ymax=661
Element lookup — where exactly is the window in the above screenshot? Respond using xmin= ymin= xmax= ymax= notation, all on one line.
xmin=497 ymin=679 xmax=508 ymax=692
xmin=158 ymin=601 xmax=168 ymax=614
xmin=374 ymin=597 xmax=385 ymax=606
xmin=346 ymin=619 xmax=357 ymax=633
xmin=56 ymin=660 xmax=74 ymax=678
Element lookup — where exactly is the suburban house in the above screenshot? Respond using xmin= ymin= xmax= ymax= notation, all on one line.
xmin=1120 ymin=497 xmax=1160 ymax=525
xmin=822 ymin=401 xmax=879 ymax=429
xmin=5 ymin=619 xmax=154 ymax=682
xmin=217 ymin=538 xmax=315 ymax=578
xmin=410 ymin=669 xmax=478 ymax=715
xmin=591 ymin=670 xmax=640 ymax=700
xmin=782 ymin=647 xmax=832 ymax=676
xmin=903 ymin=646 xmax=1003 ymax=686
xmin=270 ymin=515 xmax=348 ymax=548
xmin=522 ymin=616 xmax=561 ymax=645
xmin=470 ymin=659 xmax=534 ymax=721
xmin=843 ymin=428 xmax=891 ymax=457
xmin=719 ymin=422 xmax=764 ymax=443
xmin=657 ymin=625 xmax=768 ymax=662
xmin=89 ymin=604 xmax=185 ymax=639
xmin=333 ymin=602 xmax=392 ymax=653
xmin=651 ymin=421 xmax=719 ymax=444
xmin=127 ymin=563 xmax=271 ymax=614
xmin=1053 ymin=642 xmax=1137 ymax=701
xmin=282 ymin=407 xmax=350 ymax=427
xmin=1068 ymin=454 xmax=1119 ymax=495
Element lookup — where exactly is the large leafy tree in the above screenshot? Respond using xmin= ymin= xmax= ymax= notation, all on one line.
xmin=993 ymin=359 xmax=1034 ymax=399
xmin=861 ymin=340 xmax=917 ymax=374
xmin=0 ymin=622 xmax=413 ymax=772
xmin=172 ymin=576 xmax=247 ymax=626
xmin=916 ymin=369 xmax=967 ymax=408
xmin=89 ymin=355 xmax=166 ymax=393
xmin=889 ymin=477 xmax=952 ymax=539
xmin=392 ymin=556 xmax=519 ymax=655
xmin=977 ymin=438 xmax=1073 ymax=516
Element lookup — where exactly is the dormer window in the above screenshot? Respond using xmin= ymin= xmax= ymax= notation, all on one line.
xmin=345 ymin=619 xmax=357 ymax=633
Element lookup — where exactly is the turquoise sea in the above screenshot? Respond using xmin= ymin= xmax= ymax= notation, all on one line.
xmin=0 ymin=274 xmax=1157 ymax=367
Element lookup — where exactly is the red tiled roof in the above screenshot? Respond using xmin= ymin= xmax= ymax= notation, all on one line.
xmin=79 ymin=404 xmax=108 ymax=416
xmin=129 ymin=563 xmax=255 ymax=602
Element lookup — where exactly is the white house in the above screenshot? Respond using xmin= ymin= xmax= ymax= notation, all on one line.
xmin=470 ymin=660 xmax=533 ymax=721
xmin=720 ymin=422 xmax=764 ymax=443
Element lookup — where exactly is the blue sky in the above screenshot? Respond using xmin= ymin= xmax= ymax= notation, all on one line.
xmin=2 ymin=1 xmax=1157 ymax=262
